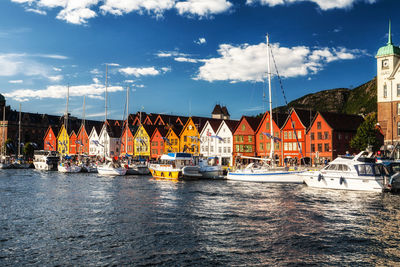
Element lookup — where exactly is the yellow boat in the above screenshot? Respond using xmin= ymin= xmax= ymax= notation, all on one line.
xmin=148 ymin=153 xmax=193 ymax=180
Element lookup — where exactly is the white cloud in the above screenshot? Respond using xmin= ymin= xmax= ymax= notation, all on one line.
xmin=48 ymin=75 xmax=63 ymax=82
xmin=100 ymin=0 xmax=175 ymax=17
xmin=161 ymin=67 xmax=171 ymax=73
xmin=194 ymin=42 xmax=365 ymax=82
xmin=9 ymin=80 xmax=23 ymax=84
xmin=35 ymin=54 xmax=68 ymax=60
xmin=53 ymin=67 xmax=62 ymax=71
xmin=195 ymin=37 xmax=206 ymax=45
xmin=93 ymin=77 xmax=100 ymax=84
xmin=3 ymin=83 xmax=124 ymax=102
xmin=90 ymin=68 xmax=101 ymax=75
xmin=174 ymin=57 xmax=198 ymax=63
xmin=245 ymin=0 xmax=376 ymax=10
xmin=106 ymin=63 xmax=120 ymax=66
xmin=26 ymin=8 xmax=47 ymax=15
xmin=119 ymin=67 xmax=161 ymax=77
xmin=175 ymin=0 xmax=232 ymax=17
xmin=156 ymin=51 xmax=189 ymax=58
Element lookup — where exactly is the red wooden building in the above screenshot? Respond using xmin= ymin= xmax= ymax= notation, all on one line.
xmin=233 ymin=116 xmax=262 ymax=162
xmin=281 ymin=108 xmax=316 ymax=164
xmin=120 ymin=124 xmax=139 ymax=156
xmin=69 ymin=130 xmax=78 ymax=155
xmin=305 ymin=112 xmax=364 ymax=164
xmin=255 ymin=111 xmax=287 ymax=165
xmin=150 ymin=127 xmax=168 ymax=159
xmin=76 ymin=124 xmax=89 ymax=155
xmin=43 ymin=126 xmax=58 ymax=151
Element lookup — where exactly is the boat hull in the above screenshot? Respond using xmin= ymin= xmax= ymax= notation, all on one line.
xmin=34 ymin=162 xmax=57 ymax=171
xmin=302 ymin=172 xmax=384 ymax=192
xmin=97 ymin=167 xmax=126 ymax=176
xmin=126 ymin=165 xmax=150 ymax=175
xmin=58 ymin=164 xmax=82 ymax=173
xmin=226 ymin=171 xmax=304 ymax=183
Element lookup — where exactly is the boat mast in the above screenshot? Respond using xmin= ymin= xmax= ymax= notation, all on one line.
xmin=82 ymin=95 xmax=85 ymax=154
xmin=104 ymin=64 xmax=108 ymax=158
xmin=266 ymin=34 xmax=274 ymax=160
xmin=2 ymin=106 xmax=5 ymax=156
xmin=65 ymin=84 xmax=69 ymax=154
xmin=18 ymin=103 xmax=21 ymax=158
xmin=126 ymin=85 xmax=129 ymax=154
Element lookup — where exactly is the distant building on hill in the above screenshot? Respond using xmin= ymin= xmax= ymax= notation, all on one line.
xmin=211 ymin=104 xmax=230 ymax=120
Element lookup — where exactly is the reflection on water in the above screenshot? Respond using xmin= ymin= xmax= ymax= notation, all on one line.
xmin=1 ymin=170 xmax=400 ymax=265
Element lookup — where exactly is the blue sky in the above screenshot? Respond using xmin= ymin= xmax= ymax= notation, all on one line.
xmin=0 ymin=0 xmax=396 ymax=120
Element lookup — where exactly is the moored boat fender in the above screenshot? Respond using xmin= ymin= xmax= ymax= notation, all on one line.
xmin=339 ymin=177 xmax=345 ymax=185
xmin=318 ymin=174 xmax=323 ymax=181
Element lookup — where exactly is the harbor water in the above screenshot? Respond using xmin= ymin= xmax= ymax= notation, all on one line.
xmin=1 ymin=170 xmax=400 ymax=266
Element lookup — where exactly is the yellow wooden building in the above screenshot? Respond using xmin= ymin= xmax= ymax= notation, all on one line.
xmin=179 ymin=117 xmax=201 ymax=155
xmin=133 ymin=125 xmax=151 ymax=158
xmin=57 ymin=124 xmax=69 ymax=155
xmin=164 ymin=126 xmax=182 ymax=153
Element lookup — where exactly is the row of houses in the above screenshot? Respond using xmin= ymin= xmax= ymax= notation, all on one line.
xmin=43 ymin=106 xmax=365 ymax=166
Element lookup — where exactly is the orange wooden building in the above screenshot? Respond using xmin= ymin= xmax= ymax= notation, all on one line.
xmin=150 ymin=127 xmax=168 ymax=159
xmin=69 ymin=130 xmax=78 ymax=155
xmin=281 ymin=108 xmax=316 ymax=164
xmin=255 ymin=111 xmax=287 ymax=164
xmin=233 ymin=116 xmax=262 ymax=162
xmin=43 ymin=126 xmax=58 ymax=151
xmin=120 ymin=124 xmax=139 ymax=156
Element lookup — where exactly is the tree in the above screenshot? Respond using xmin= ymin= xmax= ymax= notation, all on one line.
xmin=23 ymin=142 xmax=35 ymax=159
xmin=350 ymin=112 xmax=382 ymax=152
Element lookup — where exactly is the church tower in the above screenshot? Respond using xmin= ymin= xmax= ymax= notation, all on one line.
xmin=376 ymin=20 xmax=400 ymax=146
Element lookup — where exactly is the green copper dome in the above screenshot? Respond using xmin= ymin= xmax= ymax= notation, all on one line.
xmin=377 ymin=20 xmax=400 ymax=57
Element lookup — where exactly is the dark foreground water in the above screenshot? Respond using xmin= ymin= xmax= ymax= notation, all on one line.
xmin=1 ymin=170 xmax=400 ymax=266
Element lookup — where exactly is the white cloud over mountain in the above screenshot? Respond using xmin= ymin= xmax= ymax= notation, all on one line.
xmin=194 ymin=42 xmax=365 ymax=82
xmin=246 ymin=0 xmax=376 ymax=10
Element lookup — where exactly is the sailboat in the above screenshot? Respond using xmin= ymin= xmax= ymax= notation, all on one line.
xmin=12 ymin=103 xmax=30 ymax=169
xmin=79 ymin=96 xmax=97 ymax=173
xmin=58 ymin=85 xmax=82 ymax=173
xmin=97 ymin=64 xmax=127 ymax=176
xmin=226 ymin=35 xmax=304 ymax=183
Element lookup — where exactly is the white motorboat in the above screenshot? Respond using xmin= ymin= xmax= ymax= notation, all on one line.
xmin=126 ymin=162 xmax=150 ymax=175
xmin=149 ymin=153 xmax=193 ymax=180
xmin=33 ymin=150 xmax=60 ymax=171
xmin=58 ymin=162 xmax=82 ymax=173
xmin=97 ymin=162 xmax=127 ymax=176
xmin=81 ymin=163 xmax=98 ymax=173
xmin=227 ymin=160 xmax=305 ymax=183
xmin=182 ymin=157 xmax=223 ymax=179
xmin=300 ymin=151 xmax=387 ymax=192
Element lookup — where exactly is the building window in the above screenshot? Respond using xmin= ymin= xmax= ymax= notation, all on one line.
xmin=397 ymin=84 xmax=400 ymax=97
xmin=260 ymin=133 xmax=263 ymax=140
xmin=324 ymin=143 xmax=329 ymax=152
xmin=317 ymin=122 xmax=321 ymax=129
xmin=318 ymin=144 xmax=322 ymax=152
xmin=324 ymin=132 xmax=329 ymax=140
xmin=284 ymin=131 xmax=287 ymax=139
xmin=288 ymin=131 xmax=292 ymax=139
xmin=241 ymin=124 xmax=245 ymax=131
xmin=398 ymin=103 xmax=400 ymax=116
xmin=311 ymin=132 xmax=314 ymax=140
xmin=248 ymin=136 xmax=253 ymax=142
xmin=266 ymin=143 xmax=271 ymax=151
xmin=297 ymin=131 xmax=302 ymax=139
xmin=317 ymin=132 xmax=322 ymax=140
xmin=311 ymin=144 xmax=315 ymax=152
xmin=266 ymin=123 xmax=270 ymax=131
xmin=288 ymin=142 xmax=292 ymax=151
xmin=284 ymin=142 xmax=288 ymax=151
xmin=260 ymin=143 xmax=264 ymax=151
xmin=384 ymin=84 xmax=387 ymax=98
xmin=236 ymin=145 xmax=240 ymax=152
xmin=398 ymin=122 xmax=400 ymax=136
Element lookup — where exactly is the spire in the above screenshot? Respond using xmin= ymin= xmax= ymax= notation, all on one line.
xmin=388 ymin=19 xmax=392 ymax=45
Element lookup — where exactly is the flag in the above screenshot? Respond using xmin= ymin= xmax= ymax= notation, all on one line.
xmin=75 ymin=140 xmax=83 ymax=145
xmin=93 ymin=140 xmax=104 ymax=147
xmin=46 ymin=141 xmax=53 ymax=149
xmin=262 ymin=132 xmax=281 ymax=142
xmin=211 ymin=135 xmax=223 ymax=141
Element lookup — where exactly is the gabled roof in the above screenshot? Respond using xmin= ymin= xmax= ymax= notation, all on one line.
xmin=224 ymin=119 xmax=240 ymax=133
xmin=221 ymin=106 xmax=230 ymax=116
xmin=212 ymin=104 xmax=223 ymax=115
xmin=243 ymin=116 xmax=262 ymax=132
xmin=151 ymin=126 xmax=169 ymax=140
xmin=316 ymin=112 xmax=364 ymax=132
xmin=282 ymin=108 xmax=317 ymax=129
xmin=142 ymin=124 xmax=158 ymax=137
xmin=255 ymin=111 xmax=288 ymax=133
xmin=105 ymin=123 xmax=123 ymax=138
xmin=44 ymin=125 xmax=59 ymax=140
xmin=168 ymin=125 xmax=183 ymax=137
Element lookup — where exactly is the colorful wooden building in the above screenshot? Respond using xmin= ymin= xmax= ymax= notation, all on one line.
xmin=199 ymin=119 xmax=223 ymax=158
xmin=179 ymin=117 xmax=206 ymax=155
xmin=133 ymin=124 xmax=155 ymax=158
xmin=43 ymin=126 xmax=58 ymax=151
xmin=164 ymin=125 xmax=182 ymax=153
xmin=69 ymin=130 xmax=78 ymax=155
xmin=215 ymin=120 xmax=239 ymax=166
xmin=120 ymin=124 xmax=139 ymax=156
xmin=76 ymin=124 xmax=89 ymax=155
xmin=305 ymin=112 xmax=364 ymax=164
xmin=255 ymin=111 xmax=287 ymax=165
xmin=150 ymin=126 xmax=168 ymax=159
xmin=57 ymin=124 xmax=69 ymax=155
xmin=281 ymin=108 xmax=316 ymax=164
xmin=232 ymin=116 xmax=262 ymax=161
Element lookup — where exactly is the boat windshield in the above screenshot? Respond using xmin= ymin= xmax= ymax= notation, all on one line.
xmin=355 ymin=164 xmax=384 ymax=176
xmin=324 ymin=164 xmax=350 ymax=171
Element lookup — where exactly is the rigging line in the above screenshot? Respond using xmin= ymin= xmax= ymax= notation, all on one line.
xmin=269 ymin=43 xmax=305 ymax=161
